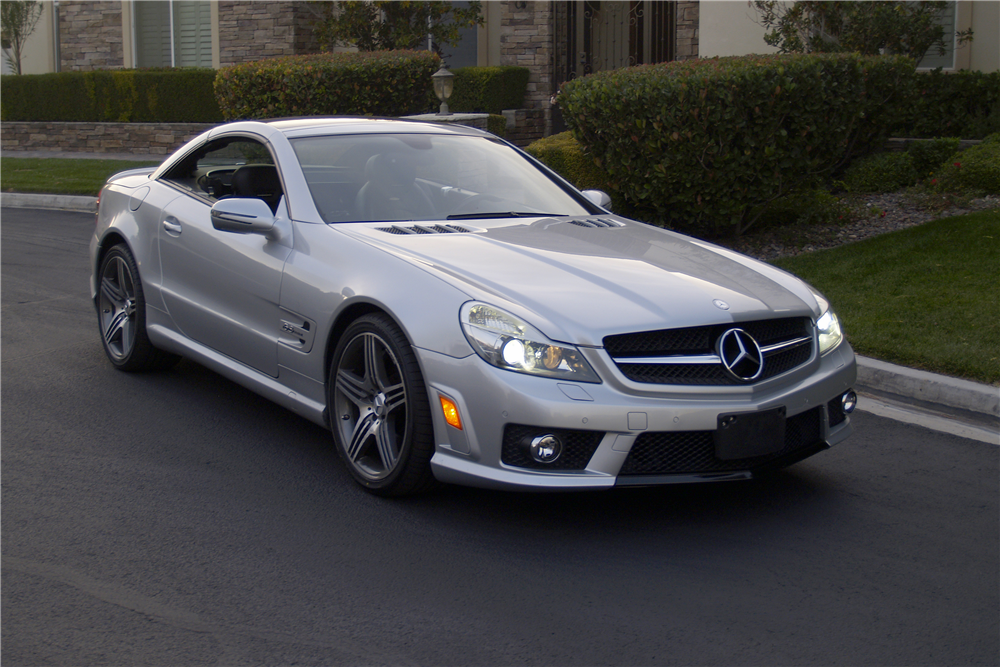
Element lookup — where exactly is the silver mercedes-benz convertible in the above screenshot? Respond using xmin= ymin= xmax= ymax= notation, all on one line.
xmin=91 ymin=117 xmax=857 ymax=495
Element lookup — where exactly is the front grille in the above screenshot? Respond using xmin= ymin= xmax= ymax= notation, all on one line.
xmin=501 ymin=424 xmax=603 ymax=470
xmin=619 ymin=406 xmax=823 ymax=476
xmin=605 ymin=317 xmax=813 ymax=385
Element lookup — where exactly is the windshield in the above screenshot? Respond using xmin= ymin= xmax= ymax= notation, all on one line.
xmin=289 ymin=133 xmax=593 ymax=223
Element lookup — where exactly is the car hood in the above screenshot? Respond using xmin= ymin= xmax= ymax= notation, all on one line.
xmin=338 ymin=216 xmax=821 ymax=347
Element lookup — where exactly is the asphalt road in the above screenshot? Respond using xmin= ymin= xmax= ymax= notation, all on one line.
xmin=3 ymin=208 xmax=998 ymax=666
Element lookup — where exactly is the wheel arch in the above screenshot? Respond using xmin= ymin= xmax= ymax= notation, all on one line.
xmin=93 ymin=230 xmax=131 ymax=303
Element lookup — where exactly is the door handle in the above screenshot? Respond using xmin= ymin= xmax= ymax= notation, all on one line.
xmin=163 ymin=217 xmax=183 ymax=235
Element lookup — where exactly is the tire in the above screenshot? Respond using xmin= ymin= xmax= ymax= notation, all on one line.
xmin=97 ymin=244 xmax=180 ymax=372
xmin=328 ymin=314 xmax=436 ymax=496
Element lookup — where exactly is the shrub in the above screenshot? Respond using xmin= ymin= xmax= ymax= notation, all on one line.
xmin=841 ymin=152 xmax=919 ymax=193
xmin=758 ymin=189 xmax=853 ymax=227
xmin=524 ymin=131 xmax=627 ymax=212
xmin=933 ymin=135 xmax=1000 ymax=194
xmin=558 ymin=53 xmax=914 ymax=236
xmin=214 ymin=50 xmax=439 ymax=120
xmin=0 ymin=68 xmax=222 ymax=122
xmin=894 ymin=70 xmax=1000 ymax=139
xmin=448 ymin=66 xmax=529 ymax=114
xmin=486 ymin=114 xmax=506 ymax=137
xmin=906 ymin=138 xmax=961 ymax=179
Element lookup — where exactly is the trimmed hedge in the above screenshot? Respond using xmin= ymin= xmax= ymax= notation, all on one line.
xmin=524 ymin=132 xmax=627 ymax=213
xmin=448 ymin=66 xmax=529 ymax=114
xmin=559 ymin=53 xmax=914 ymax=236
xmin=214 ymin=50 xmax=439 ymax=120
xmin=895 ymin=70 xmax=1000 ymax=140
xmin=0 ymin=68 xmax=222 ymax=122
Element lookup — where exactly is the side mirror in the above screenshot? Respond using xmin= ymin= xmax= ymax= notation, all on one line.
xmin=582 ymin=189 xmax=612 ymax=210
xmin=211 ymin=198 xmax=276 ymax=235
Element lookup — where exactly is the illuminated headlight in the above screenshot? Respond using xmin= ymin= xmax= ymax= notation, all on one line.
xmin=817 ymin=309 xmax=843 ymax=354
xmin=461 ymin=302 xmax=600 ymax=383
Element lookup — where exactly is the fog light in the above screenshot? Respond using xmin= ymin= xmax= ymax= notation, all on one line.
xmin=523 ymin=434 xmax=563 ymax=463
xmin=841 ymin=390 xmax=858 ymax=414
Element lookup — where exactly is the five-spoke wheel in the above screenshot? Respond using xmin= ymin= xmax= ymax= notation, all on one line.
xmin=97 ymin=244 xmax=178 ymax=372
xmin=329 ymin=314 xmax=434 ymax=496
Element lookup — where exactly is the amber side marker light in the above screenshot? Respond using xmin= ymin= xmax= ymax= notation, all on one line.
xmin=439 ymin=395 xmax=463 ymax=430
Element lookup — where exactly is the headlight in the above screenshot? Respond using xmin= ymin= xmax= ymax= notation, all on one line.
xmin=817 ymin=309 xmax=843 ymax=354
xmin=461 ymin=302 xmax=601 ymax=383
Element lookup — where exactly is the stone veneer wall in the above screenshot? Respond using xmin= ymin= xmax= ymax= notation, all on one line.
xmin=1 ymin=122 xmax=217 ymax=156
xmin=676 ymin=1 xmax=700 ymax=60
xmin=59 ymin=1 xmax=125 ymax=71
xmin=217 ymin=1 xmax=320 ymax=66
xmin=500 ymin=1 xmax=554 ymax=138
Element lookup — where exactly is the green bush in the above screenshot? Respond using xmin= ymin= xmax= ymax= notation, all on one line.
xmin=214 ymin=50 xmax=439 ymax=120
xmin=758 ymin=189 xmax=853 ymax=227
xmin=906 ymin=138 xmax=961 ymax=179
xmin=486 ymin=114 xmax=506 ymax=137
xmin=0 ymin=68 xmax=222 ymax=122
xmin=933 ymin=135 xmax=1000 ymax=194
xmin=524 ymin=131 xmax=627 ymax=213
xmin=895 ymin=70 xmax=1000 ymax=140
xmin=448 ymin=66 xmax=529 ymax=114
xmin=558 ymin=53 xmax=914 ymax=236
xmin=841 ymin=152 xmax=919 ymax=193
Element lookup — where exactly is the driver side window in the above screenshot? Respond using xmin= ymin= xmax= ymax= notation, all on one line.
xmin=164 ymin=137 xmax=283 ymax=214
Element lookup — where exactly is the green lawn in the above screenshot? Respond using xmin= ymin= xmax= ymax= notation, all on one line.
xmin=1 ymin=157 xmax=161 ymax=196
xmin=774 ymin=209 xmax=1000 ymax=385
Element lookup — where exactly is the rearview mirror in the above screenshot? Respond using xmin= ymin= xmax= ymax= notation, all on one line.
xmin=211 ymin=198 xmax=275 ymax=235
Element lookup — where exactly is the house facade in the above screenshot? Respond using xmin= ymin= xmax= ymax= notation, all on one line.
xmin=5 ymin=1 xmax=997 ymax=144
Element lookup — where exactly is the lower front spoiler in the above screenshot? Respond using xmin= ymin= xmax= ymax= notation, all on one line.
xmin=430 ymin=438 xmax=835 ymax=492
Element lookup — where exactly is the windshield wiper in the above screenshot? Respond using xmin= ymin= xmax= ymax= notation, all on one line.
xmin=446 ymin=211 xmax=566 ymax=220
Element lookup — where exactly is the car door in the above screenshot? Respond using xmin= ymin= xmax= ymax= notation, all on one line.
xmin=157 ymin=137 xmax=291 ymax=377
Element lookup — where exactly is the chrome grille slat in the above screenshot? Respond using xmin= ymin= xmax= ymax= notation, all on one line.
xmin=605 ymin=317 xmax=814 ymax=386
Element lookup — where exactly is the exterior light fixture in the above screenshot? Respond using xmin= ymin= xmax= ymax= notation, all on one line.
xmin=432 ymin=65 xmax=455 ymax=115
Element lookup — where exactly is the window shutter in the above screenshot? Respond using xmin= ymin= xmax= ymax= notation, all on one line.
xmin=134 ymin=1 xmax=172 ymax=68
xmin=172 ymin=1 xmax=213 ymax=68
xmin=917 ymin=1 xmax=957 ymax=70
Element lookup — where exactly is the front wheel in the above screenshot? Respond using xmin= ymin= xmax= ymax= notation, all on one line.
xmin=328 ymin=314 xmax=436 ymax=496
xmin=97 ymin=244 xmax=179 ymax=372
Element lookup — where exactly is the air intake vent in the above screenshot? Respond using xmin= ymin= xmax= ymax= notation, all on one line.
xmin=567 ymin=217 xmax=625 ymax=228
xmin=377 ymin=224 xmax=472 ymax=235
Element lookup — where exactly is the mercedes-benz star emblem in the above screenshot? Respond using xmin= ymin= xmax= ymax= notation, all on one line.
xmin=717 ymin=328 xmax=764 ymax=382
xmin=713 ymin=299 xmax=730 ymax=311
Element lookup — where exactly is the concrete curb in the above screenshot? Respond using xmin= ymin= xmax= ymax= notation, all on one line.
xmin=856 ymin=355 xmax=999 ymax=424
xmin=2 ymin=192 xmax=96 ymax=212
xmin=3 ymin=193 xmax=998 ymax=429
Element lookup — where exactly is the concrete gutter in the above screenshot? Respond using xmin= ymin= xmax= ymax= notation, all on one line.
xmin=3 ymin=192 xmax=998 ymax=435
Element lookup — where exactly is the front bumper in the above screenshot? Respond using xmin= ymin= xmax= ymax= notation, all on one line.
xmin=420 ymin=340 xmax=857 ymax=491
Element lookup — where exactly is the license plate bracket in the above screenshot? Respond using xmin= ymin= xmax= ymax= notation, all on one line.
xmin=714 ymin=406 xmax=787 ymax=460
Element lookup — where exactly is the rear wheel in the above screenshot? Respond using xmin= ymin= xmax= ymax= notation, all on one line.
xmin=97 ymin=244 xmax=179 ymax=372
xmin=329 ymin=314 xmax=436 ymax=496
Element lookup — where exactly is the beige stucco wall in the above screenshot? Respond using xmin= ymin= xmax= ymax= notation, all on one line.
xmin=699 ymin=0 xmax=780 ymax=58
xmin=968 ymin=0 xmax=999 ymax=72
xmin=5 ymin=0 xmax=56 ymax=74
